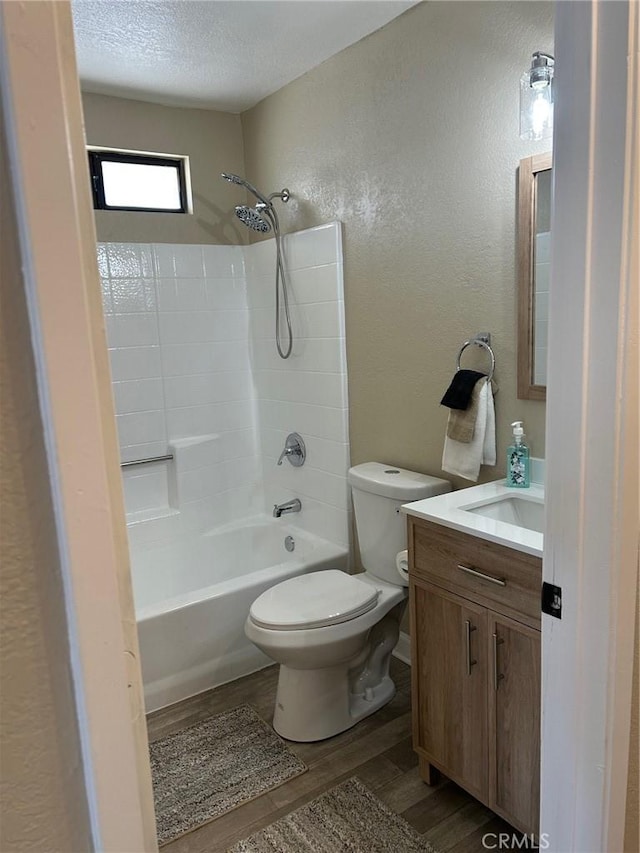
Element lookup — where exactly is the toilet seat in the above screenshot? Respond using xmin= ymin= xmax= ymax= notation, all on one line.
xmin=249 ymin=570 xmax=379 ymax=631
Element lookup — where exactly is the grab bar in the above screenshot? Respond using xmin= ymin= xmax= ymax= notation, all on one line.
xmin=120 ymin=454 xmax=174 ymax=469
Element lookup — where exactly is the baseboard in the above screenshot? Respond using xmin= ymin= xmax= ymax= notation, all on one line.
xmin=393 ymin=630 xmax=411 ymax=666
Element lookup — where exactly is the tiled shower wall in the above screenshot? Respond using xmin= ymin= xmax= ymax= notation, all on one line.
xmin=100 ymin=242 xmax=260 ymax=539
xmin=100 ymin=221 xmax=349 ymax=547
xmin=248 ymin=223 xmax=350 ymax=547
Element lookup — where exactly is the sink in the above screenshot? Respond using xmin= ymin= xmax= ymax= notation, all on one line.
xmin=402 ymin=479 xmax=545 ymax=557
xmin=461 ymin=494 xmax=544 ymax=534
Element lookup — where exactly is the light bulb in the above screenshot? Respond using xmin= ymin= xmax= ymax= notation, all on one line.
xmin=531 ymin=92 xmax=551 ymax=138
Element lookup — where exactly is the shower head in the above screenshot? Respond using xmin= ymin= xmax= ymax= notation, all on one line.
xmin=221 ymin=172 xmax=245 ymax=186
xmin=235 ymin=205 xmax=271 ymax=233
xmin=221 ymin=172 xmax=271 ymax=207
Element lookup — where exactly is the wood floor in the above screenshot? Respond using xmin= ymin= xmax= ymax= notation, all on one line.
xmin=148 ymin=659 xmax=520 ymax=852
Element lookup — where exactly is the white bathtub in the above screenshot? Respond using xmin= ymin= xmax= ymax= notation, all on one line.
xmin=132 ymin=516 xmax=349 ymax=712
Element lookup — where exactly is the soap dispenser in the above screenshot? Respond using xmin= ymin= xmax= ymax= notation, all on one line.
xmin=506 ymin=421 xmax=530 ymax=488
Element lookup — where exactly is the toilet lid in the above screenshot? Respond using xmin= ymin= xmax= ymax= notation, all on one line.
xmin=249 ymin=570 xmax=379 ymax=631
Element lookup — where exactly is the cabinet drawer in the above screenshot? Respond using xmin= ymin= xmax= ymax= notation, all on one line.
xmin=410 ymin=519 xmax=542 ymax=623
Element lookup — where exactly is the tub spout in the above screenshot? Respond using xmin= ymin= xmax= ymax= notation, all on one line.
xmin=273 ymin=498 xmax=302 ymax=518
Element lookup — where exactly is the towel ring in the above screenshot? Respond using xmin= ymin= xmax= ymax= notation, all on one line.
xmin=456 ymin=338 xmax=496 ymax=382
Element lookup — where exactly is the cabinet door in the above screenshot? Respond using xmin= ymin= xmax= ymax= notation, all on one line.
xmin=488 ymin=613 xmax=541 ymax=835
xmin=411 ymin=579 xmax=488 ymax=801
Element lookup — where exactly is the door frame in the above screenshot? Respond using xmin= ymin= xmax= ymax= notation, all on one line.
xmin=541 ymin=1 xmax=639 ymax=851
xmin=0 ymin=2 xmax=157 ymax=849
xmin=1 ymin=1 xmax=637 ymax=850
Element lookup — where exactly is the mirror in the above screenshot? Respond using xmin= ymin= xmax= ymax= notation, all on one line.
xmin=517 ymin=152 xmax=552 ymax=401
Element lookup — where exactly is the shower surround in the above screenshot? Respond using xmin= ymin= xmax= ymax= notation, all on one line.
xmin=100 ymin=222 xmax=350 ymax=710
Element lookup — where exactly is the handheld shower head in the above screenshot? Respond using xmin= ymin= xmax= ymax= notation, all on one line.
xmin=220 ymin=172 xmax=271 ymax=207
xmin=235 ymin=205 xmax=271 ymax=233
xmin=221 ymin=172 xmax=245 ymax=186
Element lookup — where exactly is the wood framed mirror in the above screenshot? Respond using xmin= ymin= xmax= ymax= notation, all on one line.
xmin=517 ymin=152 xmax=552 ymax=401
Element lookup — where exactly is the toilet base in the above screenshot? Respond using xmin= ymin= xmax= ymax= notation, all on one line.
xmin=273 ymin=664 xmax=396 ymax=742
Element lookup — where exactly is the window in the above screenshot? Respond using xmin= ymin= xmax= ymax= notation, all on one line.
xmin=88 ymin=149 xmax=189 ymax=213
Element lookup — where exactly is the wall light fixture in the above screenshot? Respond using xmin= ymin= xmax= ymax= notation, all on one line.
xmin=520 ymin=52 xmax=555 ymax=141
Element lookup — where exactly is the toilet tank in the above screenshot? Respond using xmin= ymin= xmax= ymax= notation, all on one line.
xmin=348 ymin=463 xmax=451 ymax=585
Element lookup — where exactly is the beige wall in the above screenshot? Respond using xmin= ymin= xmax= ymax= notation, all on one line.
xmin=0 ymin=109 xmax=92 ymax=852
xmin=242 ymin=1 xmax=552 ymax=486
xmin=82 ymin=92 xmax=248 ymax=245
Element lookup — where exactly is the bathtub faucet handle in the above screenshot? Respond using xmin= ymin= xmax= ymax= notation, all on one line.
xmin=277 ymin=432 xmax=306 ymax=467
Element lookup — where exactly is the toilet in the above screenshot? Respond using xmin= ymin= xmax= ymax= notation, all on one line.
xmin=245 ymin=462 xmax=451 ymax=742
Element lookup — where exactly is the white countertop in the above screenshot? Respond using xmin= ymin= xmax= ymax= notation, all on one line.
xmin=402 ymin=480 xmax=544 ymax=558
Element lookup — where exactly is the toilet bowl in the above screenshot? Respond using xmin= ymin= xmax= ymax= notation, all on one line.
xmin=245 ymin=571 xmax=407 ymax=741
xmin=245 ymin=462 xmax=451 ymax=742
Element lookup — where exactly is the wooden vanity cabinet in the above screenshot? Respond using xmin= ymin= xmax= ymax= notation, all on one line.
xmin=408 ymin=517 xmax=542 ymax=836
xmin=488 ymin=612 xmax=541 ymax=834
xmin=411 ymin=581 xmax=489 ymax=801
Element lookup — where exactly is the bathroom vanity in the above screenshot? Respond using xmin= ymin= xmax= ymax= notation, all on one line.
xmin=403 ymin=482 xmax=543 ymax=836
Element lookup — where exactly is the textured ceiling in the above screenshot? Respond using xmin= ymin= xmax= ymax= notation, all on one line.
xmin=72 ymin=0 xmax=418 ymax=113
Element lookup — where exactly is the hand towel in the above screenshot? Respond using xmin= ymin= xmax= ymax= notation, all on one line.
xmin=440 ymin=369 xmax=486 ymax=410
xmin=447 ymin=379 xmax=498 ymax=443
xmin=442 ymin=378 xmax=496 ymax=481
xmin=482 ymin=381 xmax=496 ymax=466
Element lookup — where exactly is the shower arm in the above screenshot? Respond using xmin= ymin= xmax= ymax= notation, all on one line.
xmin=268 ymin=189 xmax=290 ymax=203
xmin=256 ymin=191 xmax=290 ymax=210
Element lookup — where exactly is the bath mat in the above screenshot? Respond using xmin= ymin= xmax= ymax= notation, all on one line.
xmin=227 ymin=777 xmax=439 ymax=853
xmin=150 ymin=704 xmax=307 ymax=846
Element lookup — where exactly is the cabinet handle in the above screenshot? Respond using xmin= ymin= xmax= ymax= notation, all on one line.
xmin=465 ymin=619 xmax=477 ymax=675
xmin=457 ymin=563 xmax=507 ymax=587
xmin=493 ymin=632 xmax=505 ymax=690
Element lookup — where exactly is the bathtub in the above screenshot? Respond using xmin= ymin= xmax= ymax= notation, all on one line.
xmin=132 ymin=516 xmax=349 ymax=712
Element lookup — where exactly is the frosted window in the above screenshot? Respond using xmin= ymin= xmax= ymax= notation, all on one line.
xmin=102 ymin=161 xmax=181 ymax=210
xmin=89 ymin=151 xmax=188 ymax=213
